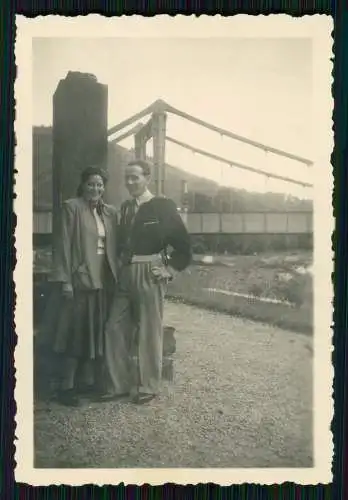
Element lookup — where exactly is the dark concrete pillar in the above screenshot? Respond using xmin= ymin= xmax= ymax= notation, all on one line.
xmin=52 ymin=71 xmax=108 ymax=250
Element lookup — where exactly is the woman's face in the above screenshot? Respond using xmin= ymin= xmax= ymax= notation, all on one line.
xmin=82 ymin=175 xmax=105 ymax=202
xmin=125 ymin=165 xmax=149 ymax=198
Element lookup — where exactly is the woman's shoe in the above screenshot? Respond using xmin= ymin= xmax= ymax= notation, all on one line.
xmin=132 ymin=393 xmax=156 ymax=405
xmin=77 ymin=384 xmax=99 ymax=397
xmin=56 ymin=388 xmax=80 ymax=407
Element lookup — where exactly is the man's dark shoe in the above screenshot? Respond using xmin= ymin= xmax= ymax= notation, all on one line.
xmin=132 ymin=393 xmax=156 ymax=405
xmin=94 ymin=392 xmax=130 ymax=402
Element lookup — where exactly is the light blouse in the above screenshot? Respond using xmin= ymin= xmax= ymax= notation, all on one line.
xmin=93 ymin=208 xmax=106 ymax=255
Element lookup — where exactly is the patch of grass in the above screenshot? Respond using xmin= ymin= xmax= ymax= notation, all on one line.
xmin=166 ymin=289 xmax=312 ymax=335
xmin=270 ymin=273 xmax=312 ymax=307
xmin=34 ymin=249 xmax=313 ymax=333
xmin=168 ymin=252 xmax=313 ymax=334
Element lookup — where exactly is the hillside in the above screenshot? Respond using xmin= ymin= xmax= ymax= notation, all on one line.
xmin=33 ymin=127 xmax=312 ymax=213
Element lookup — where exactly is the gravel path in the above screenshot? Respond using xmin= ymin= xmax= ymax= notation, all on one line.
xmin=34 ymin=302 xmax=313 ymax=468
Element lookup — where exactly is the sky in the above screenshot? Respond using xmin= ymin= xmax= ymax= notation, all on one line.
xmin=32 ymin=37 xmax=313 ymax=199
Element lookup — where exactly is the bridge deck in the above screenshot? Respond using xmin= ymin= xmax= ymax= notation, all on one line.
xmin=33 ymin=210 xmax=312 ymax=235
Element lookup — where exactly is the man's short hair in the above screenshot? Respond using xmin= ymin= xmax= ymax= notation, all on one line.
xmin=127 ymin=159 xmax=151 ymax=177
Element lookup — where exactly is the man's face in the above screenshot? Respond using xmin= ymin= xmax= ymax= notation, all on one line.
xmin=125 ymin=165 xmax=149 ymax=198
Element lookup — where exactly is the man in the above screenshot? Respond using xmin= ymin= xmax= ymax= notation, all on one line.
xmin=102 ymin=159 xmax=192 ymax=404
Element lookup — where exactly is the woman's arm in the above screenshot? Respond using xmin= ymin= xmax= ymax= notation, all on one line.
xmin=51 ymin=201 xmax=75 ymax=291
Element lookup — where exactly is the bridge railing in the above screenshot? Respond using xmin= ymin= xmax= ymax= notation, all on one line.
xmin=181 ymin=211 xmax=312 ymax=234
xmin=33 ymin=209 xmax=312 ymax=235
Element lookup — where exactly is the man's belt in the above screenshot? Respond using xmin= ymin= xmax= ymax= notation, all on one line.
xmin=130 ymin=253 xmax=163 ymax=264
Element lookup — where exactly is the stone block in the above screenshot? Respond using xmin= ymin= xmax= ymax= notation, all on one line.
xmin=162 ymin=356 xmax=174 ymax=381
xmin=162 ymin=326 xmax=176 ymax=381
xmin=163 ymin=325 xmax=176 ymax=356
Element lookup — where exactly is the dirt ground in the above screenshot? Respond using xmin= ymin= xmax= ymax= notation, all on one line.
xmin=34 ymin=301 xmax=313 ymax=469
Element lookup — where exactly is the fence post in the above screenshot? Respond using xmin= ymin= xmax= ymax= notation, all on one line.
xmin=134 ymin=130 xmax=147 ymax=160
xmin=181 ymin=179 xmax=189 ymax=225
xmin=152 ymin=110 xmax=167 ymax=196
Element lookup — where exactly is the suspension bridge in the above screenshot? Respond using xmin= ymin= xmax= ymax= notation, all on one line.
xmin=33 ymin=72 xmax=313 ymax=238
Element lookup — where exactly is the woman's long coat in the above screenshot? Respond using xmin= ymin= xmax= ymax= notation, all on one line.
xmin=50 ymin=197 xmax=119 ymax=290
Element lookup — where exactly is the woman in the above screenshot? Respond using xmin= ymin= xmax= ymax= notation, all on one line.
xmin=101 ymin=159 xmax=191 ymax=405
xmin=42 ymin=166 xmax=118 ymax=406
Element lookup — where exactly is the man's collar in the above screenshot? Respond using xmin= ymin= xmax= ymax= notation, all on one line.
xmin=135 ymin=189 xmax=154 ymax=206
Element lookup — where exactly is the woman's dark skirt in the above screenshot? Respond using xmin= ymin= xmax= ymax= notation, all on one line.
xmin=34 ymin=258 xmax=114 ymax=395
xmin=38 ymin=284 xmax=111 ymax=360
xmin=37 ymin=254 xmax=114 ymax=361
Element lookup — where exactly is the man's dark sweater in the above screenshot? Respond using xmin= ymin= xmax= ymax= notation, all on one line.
xmin=118 ymin=196 xmax=192 ymax=271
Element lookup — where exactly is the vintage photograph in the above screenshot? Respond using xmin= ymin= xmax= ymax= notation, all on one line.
xmin=14 ymin=16 xmax=333 ymax=485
